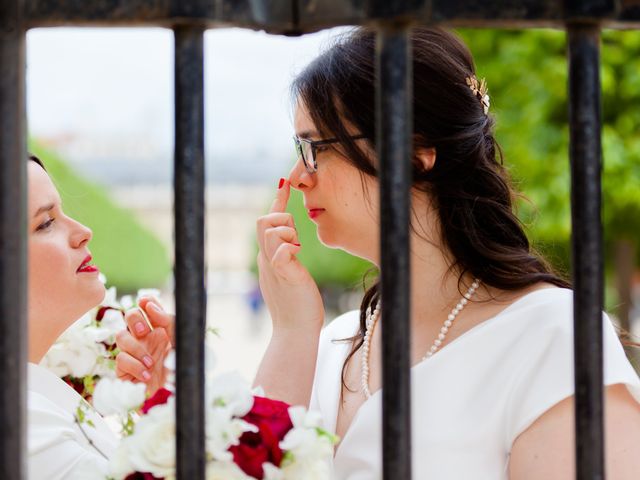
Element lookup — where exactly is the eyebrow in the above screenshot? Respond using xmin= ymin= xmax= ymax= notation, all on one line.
xmin=33 ymin=203 xmax=55 ymax=218
xmin=296 ymin=130 xmax=320 ymax=139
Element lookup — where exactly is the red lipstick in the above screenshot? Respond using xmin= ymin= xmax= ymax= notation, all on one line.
xmin=77 ymin=255 xmax=99 ymax=274
xmin=308 ymin=208 xmax=325 ymax=219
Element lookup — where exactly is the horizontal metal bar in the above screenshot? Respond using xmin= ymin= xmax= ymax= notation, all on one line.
xmin=17 ymin=0 xmax=640 ymax=32
xmin=174 ymin=25 xmax=206 ymax=480
xmin=376 ymin=24 xmax=413 ymax=480
xmin=0 ymin=0 xmax=27 ymax=476
xmin=567 ymin=22 xmax=605 ymax=480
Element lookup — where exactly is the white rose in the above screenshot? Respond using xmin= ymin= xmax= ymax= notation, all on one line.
xmin=278 ymin=406 xmax=335 ymax=480
xmin=84 ymin=324 xmax=115 ymax=344
xmin=288 ymin=405 xmax=323 ymax=429
xmin=124 ymin=399 xmax=176 ymax=479
xmin=205 ymin=406 xmax=257 ymax=461
xmin=206 ymin=371 xmax=254 ymax=417
xmin=99 ymin=308 xmax=126 ymax=338
xmin=93 ymin=377 xmax=146 ymax=416
xmin=277 ymin=459 xmax=334 ymax=480
xmin=41 ymin=315 xmax=106 ymax=378
xmin=262 ymin=462 xmax=284 ymax=480
xmin=206 ymin=460 xmax=253 ymax=480
xmin=101 ymin=286 xmax=120 ymax=308
xmin=108 ymin=443 xmax=135 ymax=480
xmin=119 ymin=295 xmax=135 ymax=310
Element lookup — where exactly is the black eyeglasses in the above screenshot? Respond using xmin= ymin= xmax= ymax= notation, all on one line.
xmin=293 ymin=134 xmax=368 ymax=174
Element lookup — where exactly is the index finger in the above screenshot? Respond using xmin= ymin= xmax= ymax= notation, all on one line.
xmin=269 ymin=178 xmax=291 ymax=214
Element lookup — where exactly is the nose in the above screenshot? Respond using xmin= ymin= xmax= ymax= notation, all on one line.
xmin=69 ymin=217 xmax=93 ymax=249
xmin=288 ymin=156 xmax=316 ymax=192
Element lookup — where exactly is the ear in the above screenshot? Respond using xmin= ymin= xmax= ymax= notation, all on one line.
xmin=415 ymin=147 xmax=436 ymax=172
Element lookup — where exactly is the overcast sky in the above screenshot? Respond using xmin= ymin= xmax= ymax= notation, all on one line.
xmin=26 ymin=26 xmax=348 ymax=182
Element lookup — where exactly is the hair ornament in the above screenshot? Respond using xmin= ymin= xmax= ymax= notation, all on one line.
xmin=465 ymin=75 xmax=490 ymax=115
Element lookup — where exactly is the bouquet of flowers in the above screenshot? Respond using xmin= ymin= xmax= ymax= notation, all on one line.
xmin=93 ymin=352 xmax=337 ymax=480
xmin=41 ymin=279 xmax=160 ymax=401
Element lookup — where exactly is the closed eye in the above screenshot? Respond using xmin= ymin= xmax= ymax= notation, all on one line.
xmin=36 ymin=217 xmax=55 ymax=231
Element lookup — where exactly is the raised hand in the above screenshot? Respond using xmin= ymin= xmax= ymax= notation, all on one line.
xmin=252 ymin=178 xmax=325 ymax=406
xmin=115 ymin=297 xmax=174 ymax=395
xmin=256 ymin=178 xmax=324 ymax=333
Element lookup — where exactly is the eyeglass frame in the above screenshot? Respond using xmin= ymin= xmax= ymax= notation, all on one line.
xmin=293 ymin=134 xmax=368 ymax=174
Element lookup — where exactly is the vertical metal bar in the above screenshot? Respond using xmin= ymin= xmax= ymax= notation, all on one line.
xmin=0 ymin=0 xmax=27 ymax=478
xmin=567 ymin=23 xmax=604 ymax=480
xmin=376 ymin=25 xmax=413 ymax=480
xmin=173 ymin=25 xmax=206 ymax=480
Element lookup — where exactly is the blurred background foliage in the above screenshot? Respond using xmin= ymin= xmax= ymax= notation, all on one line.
xmin=252 ymin=28 xmax=639 ymax=322
xmin=459 ymin=28 xmax=640 ymax=323
xmin=30 ymin=144 xmax=171 ymax=292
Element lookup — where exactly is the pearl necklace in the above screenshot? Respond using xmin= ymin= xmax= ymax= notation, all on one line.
xmin=360 ymin=279 xmax=481 ymax=399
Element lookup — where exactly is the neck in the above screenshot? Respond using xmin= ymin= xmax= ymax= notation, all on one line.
xmin=408 ymin=234 xmax=479 ymax=334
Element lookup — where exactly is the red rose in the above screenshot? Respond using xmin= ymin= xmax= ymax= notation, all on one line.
xmin=124 ymin=473 xmax=162 ymax=480
xmin=141 ymin=388 xmax=173 ymax=414
xmin=229 ymin=396 xmax=294 ymax=479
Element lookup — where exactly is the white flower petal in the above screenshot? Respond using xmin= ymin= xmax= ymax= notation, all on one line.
xmin=93 ymin=378 xmax=146 ymax=416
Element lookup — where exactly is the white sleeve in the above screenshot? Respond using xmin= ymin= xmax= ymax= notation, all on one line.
xmin=308 ymin=311 xmax=360 ymax=424
xmin=28 ymin=393 xmax=110 ymax=480
xmin=505 ymin=311 xmax=640 ymax=448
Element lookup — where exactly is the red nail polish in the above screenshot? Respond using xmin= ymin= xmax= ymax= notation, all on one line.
xmin=278 ymin=178 xmax=285 ymax=189
xmin=293 ymin=243 xmax=301 ymax=247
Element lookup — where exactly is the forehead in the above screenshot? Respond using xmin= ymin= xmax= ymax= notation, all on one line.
xmin=28 ymin=162 xmax=60 ymax=213
xmin=293 ymin=101 xmax=318 ymax=136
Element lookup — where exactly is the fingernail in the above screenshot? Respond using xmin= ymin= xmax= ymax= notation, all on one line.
xmin=142 ymin=371 xmax=151 ymax=381
xmin=135 ymin=322 xmax=146 ymax=334
xmin=143 ymin=355 xmax=153 ymax=368
xmin=148 ymin=303 xmax=161 ymax=313
xmin=293 ymin=243 xmax=301 ymax=247
xmin=278 ymin=178 xmax=285 ymax=189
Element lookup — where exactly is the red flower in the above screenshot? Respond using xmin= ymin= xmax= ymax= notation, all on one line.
xmin=124 ymin=473 xmax=162 ymax=480
xmin=141 ymin=388 xmax=173 ymax=414
xmin=229 ymin=396 xmax=294 ymax=479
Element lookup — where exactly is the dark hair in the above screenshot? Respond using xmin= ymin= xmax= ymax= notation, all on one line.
xmin=29 ymin=154 xmax=46 ymax=170
xmin=291 ymin=27 xmax=572 ymax=398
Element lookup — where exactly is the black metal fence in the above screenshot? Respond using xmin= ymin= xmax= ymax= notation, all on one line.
xmin=2 ymin=1 xmax=639 ymax=478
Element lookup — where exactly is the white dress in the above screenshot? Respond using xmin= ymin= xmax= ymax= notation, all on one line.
xmin=309 ymin=288 xmax=640 ymax=480
xmin=28 ymin=363 xmax=118 ymax=480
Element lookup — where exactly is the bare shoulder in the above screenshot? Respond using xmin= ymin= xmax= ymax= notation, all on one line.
xmin=509 ymin=384 xmax=640 ymax=480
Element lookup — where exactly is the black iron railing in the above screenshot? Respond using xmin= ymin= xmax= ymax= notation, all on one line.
xmin=2 ymin=1 xmax=639 ymax=478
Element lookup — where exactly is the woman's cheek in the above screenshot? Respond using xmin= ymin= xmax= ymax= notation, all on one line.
xmin=29 ymin=241 xmax=66 ymax=294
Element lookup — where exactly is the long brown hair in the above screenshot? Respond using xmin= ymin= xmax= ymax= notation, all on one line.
xmin=291 ymin=27 xmax=572 ymax=398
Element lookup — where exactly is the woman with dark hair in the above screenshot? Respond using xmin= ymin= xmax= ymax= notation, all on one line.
xmin=251 ymin=27 xmax=640 ymax=478
xmin=26 ymin=155 xmax=118 ymax=479
xmin=118 ymin=26 xmax=640 ymax=478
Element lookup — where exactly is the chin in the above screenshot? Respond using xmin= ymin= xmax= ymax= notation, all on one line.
xmin=316 ymin=229 xmax=340 ymax=250
xmin=90 ymin=282 xmax=107 ymax=306
xmin=79 ymin=281 xmax=106 ymax=314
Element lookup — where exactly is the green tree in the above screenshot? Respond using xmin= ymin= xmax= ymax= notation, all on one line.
xmin=460 ymin=28 xmax=640 ymax=324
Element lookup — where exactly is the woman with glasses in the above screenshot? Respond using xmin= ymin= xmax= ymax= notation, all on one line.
xmin=119 ymin=26 xmax=640 ymax=478
xmin=252 ymin=26 xmax=640 ymax=478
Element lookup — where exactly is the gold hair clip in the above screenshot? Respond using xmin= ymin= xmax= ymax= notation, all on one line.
xmin=465 ymin=75 xmax=490 ymax=115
